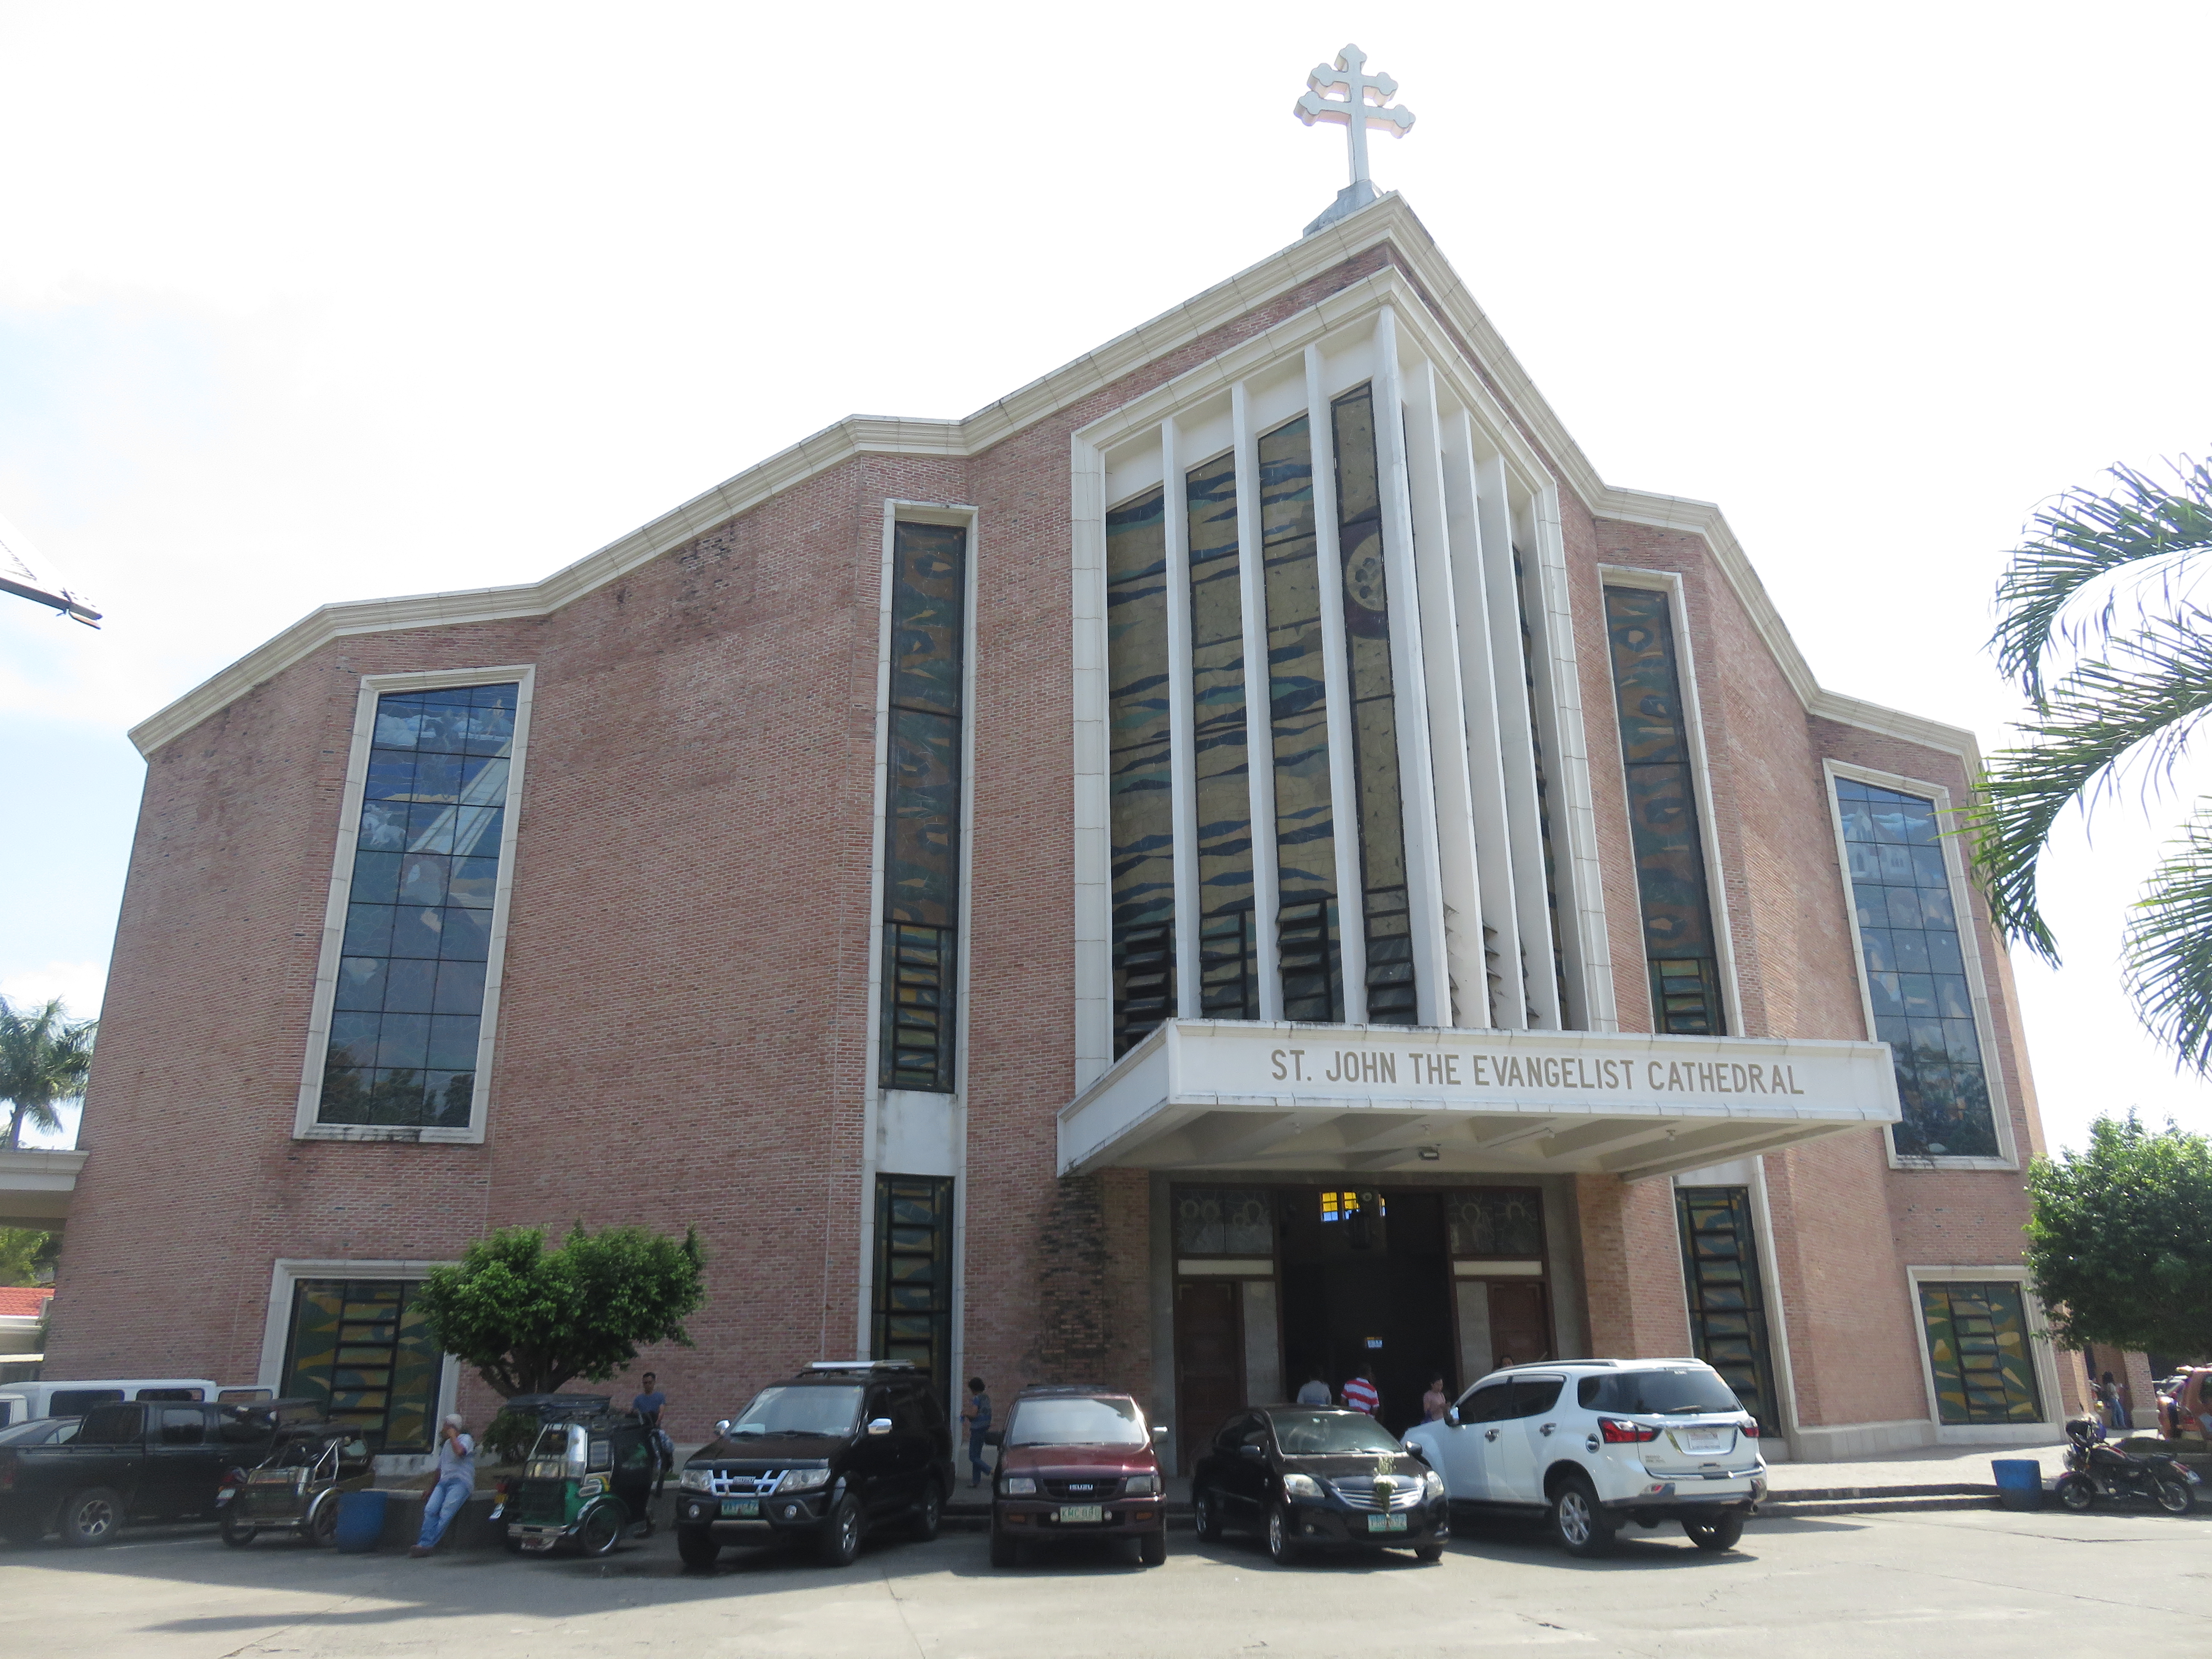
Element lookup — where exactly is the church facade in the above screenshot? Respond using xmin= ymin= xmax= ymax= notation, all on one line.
xmin=52 ymin=194 xmax=2078 ymax=1464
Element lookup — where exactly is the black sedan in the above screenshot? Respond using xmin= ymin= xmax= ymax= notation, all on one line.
xmin=1190 ymin=1407 xmax=1448 ymax=1564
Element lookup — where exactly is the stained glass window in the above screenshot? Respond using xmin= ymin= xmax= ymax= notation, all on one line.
xmin=1331 ymin=385 xmax=1417 ymax=1025
xmin=1187 ymin=451 xmax=1258 ymax=1019
xmin=1446 ymin=1187 xmax=1545 ymax=1258
xmin=1174 ymin=1187 xmax=1275 ymax=1254
xmin=1259 ymin=416 xmax=1345 ymax=1024
xmin=320 ymin=681 xmax=517 ymax=1129
xmin=1317 ymin=1189 xmax=1385 ymax=1223
xmin=873 ymin=1175 xmax=954 ymax=1409
xmin=280 ymin=1278 xmax=443 ymax=1452
xmin=881 ymin=521 xmax=966 ymax=1092
xmin=1675 ymin=1186 xmax=1781 ymax=1435
xmin=1603 ymin=587 xmax=1726 ymax=1035
xmin=1919 ymin=1280 xmax=2043 ymax=1424
xmin=1513 ymin=547 xmax=1571 ymax=1025
xmin=1107 ymin=488 xmax=1177 ymax=1055
xmin=1834 ymin=779 xmax=2000 ymax=1158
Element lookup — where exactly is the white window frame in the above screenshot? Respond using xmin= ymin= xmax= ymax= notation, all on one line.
xmin=292 ymin=665 xmax=537 ymax=1144
xmin=1903 ymin=1265 xmax=2064 ymax=1441
xmin=1822 ymin=760 xmax=2020 ymax=1171
xmin=256 ymin=1257 xmax=461 ymax=1473
xmin=1594 ymin=566 xmax=1744 ymax=1039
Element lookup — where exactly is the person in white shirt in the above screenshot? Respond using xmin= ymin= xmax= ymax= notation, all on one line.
xmin=410 ymin=1414 xmax=476 ymax=1557
xmin=1295 ymin=1373 xmax=1332 ymax=1406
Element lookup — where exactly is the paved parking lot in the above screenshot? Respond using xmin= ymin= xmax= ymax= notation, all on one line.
xmin=0 ymin=1505 xmax=2205 ymax=1658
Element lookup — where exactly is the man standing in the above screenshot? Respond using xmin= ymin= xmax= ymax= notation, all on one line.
xmin=410 ymin=1414 xmax=475 ymax=1557
xmin=961 ymin=1377 xmax=992 ymax=1489
xmin=633 ymin=1372 xmax=672 ymax=1500
xmin=1342 ymin=1369 xmax=1381 ymax=1418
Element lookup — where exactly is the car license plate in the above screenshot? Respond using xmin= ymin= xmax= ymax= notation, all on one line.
xmin=1681 ymin=1428 xmax=1730 ymax=1452
xmin=1057 ymin=1504 xmax=1104 ymax=1524
xmin=1368 ymin=1514 xmax=1408 ymax=1532
xmin=721 ymin=1499 xmax=760 ymax=1518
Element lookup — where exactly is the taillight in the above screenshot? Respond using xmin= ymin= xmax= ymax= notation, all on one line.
xmin=0 ymin=1455 xmax=15 ymax=1491
xmin=1598 ymin=1418 xmax=1660 ymax=1444
xmin=1740 ymin=1420 xmax=1760 ymax=1438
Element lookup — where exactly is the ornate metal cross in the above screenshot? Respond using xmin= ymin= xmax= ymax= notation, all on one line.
xmin=1294 ymin=44 xmax=1415 ymax=190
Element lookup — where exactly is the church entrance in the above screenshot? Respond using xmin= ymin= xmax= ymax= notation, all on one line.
xmin=1278 ymin=1187 xmax=1454 ymax=1432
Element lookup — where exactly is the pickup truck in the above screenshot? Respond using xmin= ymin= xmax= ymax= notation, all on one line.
xmin=0 ymin=1398 xmax=281 ymax=1546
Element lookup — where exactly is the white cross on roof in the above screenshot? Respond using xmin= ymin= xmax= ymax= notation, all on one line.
xmin=1294 ymin=44 xmax=1415 ymax=192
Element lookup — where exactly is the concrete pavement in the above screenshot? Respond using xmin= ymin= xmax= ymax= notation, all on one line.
xmin=0 ymin=1499 xmax=2205 ymax=1657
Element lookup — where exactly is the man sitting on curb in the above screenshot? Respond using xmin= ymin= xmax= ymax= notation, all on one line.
xmin=410 ymin=1414 xmax=475 ymax=1557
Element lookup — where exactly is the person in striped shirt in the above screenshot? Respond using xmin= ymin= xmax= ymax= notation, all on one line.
xmin=1342 ymin=1369 xmax=1380 ymax=1417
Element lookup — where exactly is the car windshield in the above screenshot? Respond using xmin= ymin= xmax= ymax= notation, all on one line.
xmin=0 ymin=1417 xmax=76 ymax=1447
xmin=1579 ymin=1369 xmax=1744 ymax=1416
xmin=1006 ymin=1397 xmax=1146 ymax=1447
xmin=1270 ymin=1412 xmax=1403 ymax=1456
xmin=726 ymin=1385 xmax=863 ymax=1438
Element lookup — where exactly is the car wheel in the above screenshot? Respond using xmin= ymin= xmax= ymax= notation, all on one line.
xmin=989 ymin=1523 xmax=1017 ymax=1568
xmin=1265 ymin=1503 xmax=1300 ymax=1566
xmin=1139 ymin=1529 xmax=1167 ymax=1566
xmin=1191 ymin=1485 xmax=1221 ymax=1543
xmin=1415 ymin=1543 xmax=1445 ymax=1563
xmin=818 ymin=1494 xmax=863 ymax=1567
xmin=1547 ymin=1474 xmax=1614 ymax=1558
xmin=1682 ymin=1511 xmax=1745 ymax=1552
xmin=2056 ymin=1474 xmax=2096 ymax=1513
xmin=911 ymin=1479 xmax=943 ymax=1541
xmin=2157 ymin=1479 xmax=2195 ymax=1516
xmin=576 ymin=1505 xmax=623 ymax=1558
xmin=308 ymin=1497 xmax=341 ymax=1548
xmin=60 ymin=1488 xmax=122 ymax=1548
xmin=675 ymin=1526 xmax=720 ymax=1570
xmin=220 ymin=1516 xmax=258 ymax=1548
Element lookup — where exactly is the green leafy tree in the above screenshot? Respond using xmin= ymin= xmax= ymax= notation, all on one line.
xmin=0 ymin=995 xmax=97 ymax=1149
xmin=2025 ymin=1114 xmax=2212 ymax=1359
xmin=414 ymin=1223 xmax=706 ymax=1397
xmin=0 ymin=1227 xmax=59 ymax=1286
xmin=1971 ymin=456 xmax=2212 ymax=1068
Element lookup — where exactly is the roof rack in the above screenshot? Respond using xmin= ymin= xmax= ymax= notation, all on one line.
xmin=806 ymin=1360 xmax=920 ymax=1373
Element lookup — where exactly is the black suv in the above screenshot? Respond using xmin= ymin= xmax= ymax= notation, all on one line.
xmin=675 ymin=1362 xmax=955 ymax=1569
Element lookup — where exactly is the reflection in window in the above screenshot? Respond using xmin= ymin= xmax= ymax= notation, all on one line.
xmin=321 ymin=682 xmax=517 ymax=1129
xmin=1317 ymin=1189 xmax=1386 ymax=1223
xmin=281 ymin=1278 xmax=442 ymax=1452
xmin=1603 ymin=588 xmax=1726 ymax=1035
xmin=1107 ymin=489 xmax=1176 ymax=1054
xmin=1446 ymin=1188 xmax=1544 ymax=1257
xmin=1187 ymin=451 xmax=1258 ymax=1018
xmin=1919 ymin=1280 xmax=2042 ymax=1423
xmin=1260 ymin=416 xmax=1345 ymax=1022
xmin=872 ymin=1175 xmax=953 ymax=1409
xmin=1174 ymin=1187 xmax=1275 ymax=1254
xmin=1513 ymin=547 xmax=1572 ymax=1024
xmin=881 ymin=522 xmax=966 ymax=1092
xmin=1331 ymin=385 xmax=1417 ymax=1024
xmin=1835 ymin=779 xmax=1999 ymax=1158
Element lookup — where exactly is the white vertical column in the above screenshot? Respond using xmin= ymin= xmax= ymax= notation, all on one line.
xmin=1443 ymin=411 xmax=1525 ymax=1029
xmin=1476 ymin=451 xmax=1564 ymax=1030
xmin=1305 ymin=345 xmax=1368 ymax=1022
xmin=1071 ymin=439 xmax=1115 ymax=1081
xmin=1231 ymin=381 xmax=1282 ymax=1021
xmin=1401 ymin=358 xmax=1487 ymax=1028
xmin=1373 ymin=306 xmax=1449 ymax=1028
xmin=1163 ymin=417 xmax=1200 ymax=1020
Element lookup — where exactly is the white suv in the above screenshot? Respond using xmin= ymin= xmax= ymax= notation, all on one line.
xmin=1400 ymin=1359 xmax=1766 ymax=1557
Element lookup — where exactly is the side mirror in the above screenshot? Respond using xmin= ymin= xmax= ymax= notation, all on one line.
xmin=713 ymin=1419 xmax=733 ymax=1438
xmin=982 ymin=1429 xmax=1003 ymax=1448
xmin=1151 ymin=1425 xmax=1169 ymax=1439
xmin=867 ymin=1417 xmax=894 ymax=1437
xmin=1446 ymin=1408 xmax=1461 ymax=1428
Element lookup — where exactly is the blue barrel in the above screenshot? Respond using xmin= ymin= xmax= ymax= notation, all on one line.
xmin=334 ymin=1489 xmax=389 ymax=1551
xmin=1991 ymin=1458 xmax=2042 ymax=1511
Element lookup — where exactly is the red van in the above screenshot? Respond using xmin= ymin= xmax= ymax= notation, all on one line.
xmin=986 ymin=1387 xmax=1167 ymax=1567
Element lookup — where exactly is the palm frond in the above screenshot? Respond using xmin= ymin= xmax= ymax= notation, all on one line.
xmin=1968 ymin=620 xmax=2212 ymax=962
xmin=2125 ymin=806 xmax=2212 ymax=1075
xmin=1990 ymin=455 xmax=2212 ymax=706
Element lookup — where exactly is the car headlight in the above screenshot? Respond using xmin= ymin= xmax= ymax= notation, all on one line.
xmin=678 ymin=1468 xmax=710 ymax=1493
xmin=1281 ymin=1473 xmax=1323 ymax=1500
xmin=1123 ymin=1473 xmax=1158 ymax=1496
xmin=1422 ymin=1470 xmax=1445 ymax=1499
xmin=776 ymin=1467 xmax=832 ymax=1493
xmin=1000 ymin=1476 xmax=1037 ymax=1495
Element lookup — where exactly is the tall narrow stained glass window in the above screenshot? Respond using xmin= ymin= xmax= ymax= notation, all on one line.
xmin=1675 ymin=1186 xmax=1782 ymax=1436
xmin=1513 ymin=546 xmax=1572 ymax=1025
xmin=1107 ymin=489 xmax=1176 ymax=1055
xmin=321 ymin=681 xmax=518 ymax=1129
xmin=1834 ymin=779 xmax=2000 ymax=1158
xmin=1918 ymin=1280 xmax=2043 ymax=1424
xmin=280 ymin=1278 xmax=444 ymax=1452
xmin=1259 ymin=415 xmax=1344 ymax=1022
xmin=1331 ymin=384 xmax=1418 ymax=1024
xmin=1186 ymin=451 xmax=1259 ymax=1018
xmin=873 ymin=1175 xmax=955 ymax=1409
xmin=881 ymin=521 xmax=967 ymax=1092
xmin=1603 ymin=587 xmax=1726 ymax=1035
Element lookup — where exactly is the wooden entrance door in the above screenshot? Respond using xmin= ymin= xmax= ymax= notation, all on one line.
xmin=1175 ymin=1279 xmax=1244 ymax=1469
xmin=1486 ymin=1281 xmax=1551 ymax=1369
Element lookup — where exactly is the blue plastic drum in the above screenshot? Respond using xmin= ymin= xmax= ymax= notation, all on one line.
xmin=334 ymin=1489 xmax=389 ymax=1551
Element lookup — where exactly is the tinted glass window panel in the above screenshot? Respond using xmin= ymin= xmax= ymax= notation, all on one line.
xmin=1186 ymin=451 xmax=1259 ymax=1020
xmin=1107 ymin=488 xmax=1177 ymax=1054
xmin=1833 ymin=779 xmax=1999 ymax=1158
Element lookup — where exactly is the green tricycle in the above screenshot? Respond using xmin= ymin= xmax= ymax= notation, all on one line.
xmin=501 ymin=1406 xmax=659 ymax=1557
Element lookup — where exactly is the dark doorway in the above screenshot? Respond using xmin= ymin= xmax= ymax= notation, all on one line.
xmin=1278 ymin=1187 xmax=1454 ymax=1433
xmin=1174 ymin=1279 xmax=1244 ymax=1457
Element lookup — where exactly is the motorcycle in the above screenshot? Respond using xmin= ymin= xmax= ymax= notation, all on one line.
xmin=2056 ymin=1416 xmax=2198 ymax=1516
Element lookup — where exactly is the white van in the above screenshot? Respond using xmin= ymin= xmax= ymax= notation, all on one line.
xmin=0 ymin=1377 xmax=221 ymax=1427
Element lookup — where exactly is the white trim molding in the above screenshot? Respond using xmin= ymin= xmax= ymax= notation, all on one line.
xmin=293 ymin=665 xmax=537 ymax=1145
xmin=1904 ymin=1264 xmax=2066 ymax=1444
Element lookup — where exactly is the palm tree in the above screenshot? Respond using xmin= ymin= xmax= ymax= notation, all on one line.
xmin=1971 ymin=455 xmax=2212 ymax=1070
xmin=0 ymin=996 xmax=98 ymax=1150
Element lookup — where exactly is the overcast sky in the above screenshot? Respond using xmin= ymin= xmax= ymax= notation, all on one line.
xmin=4 ymin=0 xmax=2209 ymax=1156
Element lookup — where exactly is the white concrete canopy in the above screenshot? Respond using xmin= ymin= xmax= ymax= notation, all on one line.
xmin=0 ymin=1149 xmax=86 ymax=1231
xmin=1058 ymin=1021 xmax=1899 ymax=1183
